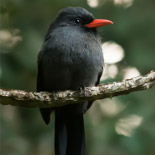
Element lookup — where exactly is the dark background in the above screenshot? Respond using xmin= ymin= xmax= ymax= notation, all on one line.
xmin=0 ymin=0 xmax=155 ymax=155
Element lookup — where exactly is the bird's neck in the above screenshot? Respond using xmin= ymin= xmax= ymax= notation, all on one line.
xmin=43 ymin=26 xmax=101 ymax=64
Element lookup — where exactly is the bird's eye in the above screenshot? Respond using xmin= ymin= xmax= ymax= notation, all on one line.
xmin=74 ymin=18 xmax=82 ymax=24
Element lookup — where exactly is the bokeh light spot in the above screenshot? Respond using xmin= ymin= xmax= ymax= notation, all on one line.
xmin=123 ymin=67 xmax=140 ymax=79
xmin=99 ymin=98 xmax=125 ymax=117
xmin=115 ymin=114 xmax=143 ymax=137
xmin=114 ymin=0 xmax=134 ymax=8
xmin=101 ymin=64 xmax=118 ymax=80
xmin=87 ymin=0 xmax=99 ymax=8
xmin=102 ymin=41 xmax=125 ymax=64
xmin=0 ymin=29 xmax=22 ymax=51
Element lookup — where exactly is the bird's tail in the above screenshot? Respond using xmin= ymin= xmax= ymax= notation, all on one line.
xmin=40 ymin=108 xmax=53 ymax=125
xmin=55 ymin=107 xmax=85 ymax=155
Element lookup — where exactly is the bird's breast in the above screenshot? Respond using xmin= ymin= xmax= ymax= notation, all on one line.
xmin=40 ymin=28 xmax=104 ymax=90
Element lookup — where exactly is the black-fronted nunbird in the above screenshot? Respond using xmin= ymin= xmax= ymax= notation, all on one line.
xmin=37 ymin=7 xmax=113 ymax=155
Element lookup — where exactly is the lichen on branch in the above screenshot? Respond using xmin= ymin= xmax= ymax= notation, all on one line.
xmin=0 ymin=70 xmax=155 ymax=108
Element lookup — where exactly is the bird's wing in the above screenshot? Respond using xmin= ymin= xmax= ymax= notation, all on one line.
xmin=38 ymin=64 xmax=54 ymax=124
xmin=95 ymin=66 xmax=103 ymax=86
xmin=37 ymin=48 xmax=54 ymax=125
xmin=37 ymin=63 xmax=42 ymax=92
xmin=86 ymin=66 xmax=103 ymax=111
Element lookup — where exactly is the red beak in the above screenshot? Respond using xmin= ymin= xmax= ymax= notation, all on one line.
xmin=85 ymin=19 xmax=113 ymax=28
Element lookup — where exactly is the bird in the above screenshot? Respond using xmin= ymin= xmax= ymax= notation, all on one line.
xmin=37 ymin=7 xmax=113 ymax=155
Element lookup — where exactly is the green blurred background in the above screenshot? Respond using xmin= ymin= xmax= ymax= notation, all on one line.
xmin=0 ymin=0 xmax=155 ymax=155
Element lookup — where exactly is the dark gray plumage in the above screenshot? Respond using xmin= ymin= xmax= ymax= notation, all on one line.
xmin=37 ymin=7 xmax=107 ymax=155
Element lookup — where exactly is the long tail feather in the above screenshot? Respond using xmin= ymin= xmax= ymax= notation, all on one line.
xmin=55 ymin=107 xmax=85 ymax=155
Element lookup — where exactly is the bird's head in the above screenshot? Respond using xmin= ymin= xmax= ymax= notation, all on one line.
xmin=53 ymin=7 xmax=113 ymax=32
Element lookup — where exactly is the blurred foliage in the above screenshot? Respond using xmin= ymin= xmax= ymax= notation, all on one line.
xmin=0 ymin=0 xmax=155 ymax=155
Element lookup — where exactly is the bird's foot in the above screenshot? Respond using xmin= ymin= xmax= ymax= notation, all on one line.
xmin=79 ymin=86 xmax=87 ymax=97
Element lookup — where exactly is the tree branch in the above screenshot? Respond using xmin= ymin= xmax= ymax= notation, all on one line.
xmin=0 ymin=70 xmax=155 ymax=108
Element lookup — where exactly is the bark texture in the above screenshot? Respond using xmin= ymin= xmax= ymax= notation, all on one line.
xmin=0 ymin=70 xmax=154 ymax=108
